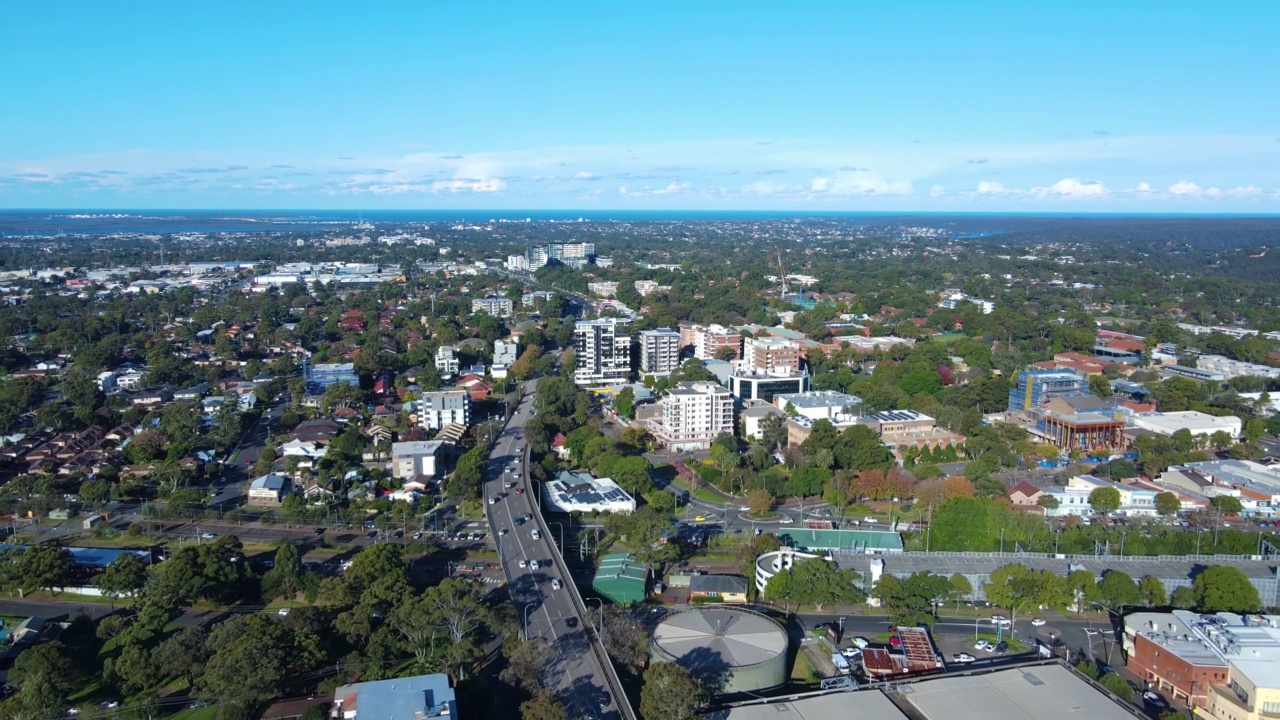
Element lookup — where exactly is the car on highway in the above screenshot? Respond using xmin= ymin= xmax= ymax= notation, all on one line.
xmin=530 ymin=560 xmax=540 ymax=570
xmin=519 ymin=559 xmax=527 ymax=568
xmin=952 ymin=652 xmax=976 ymax=663
xmin=1031 ymin=617 xmax=1046 ymax=626
xmin=200 ymin=532 xmax=216 ymax=539
xmin=488 ymin=496 xmax=498 ymax=505
xmin=313 ymin=527 xmax=325 ymax=535
xmin=990 ymin=614 xmax=1007 ymax=622
xmin=515 ymin=487 xmax=524 ymax=494
xmin=551 ymin=578 xmax=561 ymax=590
xmin=863 ymin=516 xmax=877 ymax=523
xmin=531 ymin=529 xmax=541 ymax=540
xmin=499 ymin=528 xmax=507 ymax=536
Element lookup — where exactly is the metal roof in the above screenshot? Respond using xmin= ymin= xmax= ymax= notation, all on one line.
xmin=652 ymin=607 xmax=787 ymax=668
xmin=901 ymin=664 xmax=1139 ymax=720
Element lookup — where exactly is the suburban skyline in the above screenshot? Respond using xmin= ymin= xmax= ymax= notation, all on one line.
xmin=2 ymin=2 xmax=1278 ymax=211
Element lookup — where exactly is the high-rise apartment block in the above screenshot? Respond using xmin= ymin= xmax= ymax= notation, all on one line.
xmin=527 ymin=242 xmax=596 ymax=270
xmin=690 ymin=323 xmax=742 ymax=361
xmin=418 ymin=390 xmax=470 ymax=430
xmin=574 ymin=318 xmax=632 ymax=386
xmin=639 ymin=328 xmax=682 ymax=376
xmin=649 ymin=381 xmax=735 ymax=451
xmin=742 ymin=335 xmax=803 ymax=373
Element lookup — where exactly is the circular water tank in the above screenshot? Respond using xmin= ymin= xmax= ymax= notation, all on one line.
xmin=650 ymin=606 xmax=789 ymax=694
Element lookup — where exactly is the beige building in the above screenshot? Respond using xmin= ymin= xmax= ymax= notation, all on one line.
xmin=649 ymin=381 xmax=734 ymax=451
xmin=689 ymin=323 xmax=741 ymax=361
xmin=742 ymin=335 xmax=802 ymax=373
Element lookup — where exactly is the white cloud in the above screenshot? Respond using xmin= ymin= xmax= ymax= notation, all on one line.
xmin=431 ymin=178 xmax=505 ymax=193
xmin=929 ymin=184 xmax=946 ymax=197
xmin=976 ymin=181 xmax=1005 ymax=194
xmin=1031 ymin=177 xmax=1107 ymax=199
xmin=807 ymin=171 xmax=913 ymax=196
xmin=1168 ymin=180 xmax=1203 ymax=196
xmin=573 ymin=171 xmax=601 ymax=181
xmin=1132 ymin=182 xmax=1154 ymax=194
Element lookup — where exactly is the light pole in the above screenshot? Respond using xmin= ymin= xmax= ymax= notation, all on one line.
xmin=547 ymin=521 xmax=565 ymax=555
xmin=584 ymin=597 xmax=605 ymax=642
xmin=523 ymin=604 xmax=537 ymax=641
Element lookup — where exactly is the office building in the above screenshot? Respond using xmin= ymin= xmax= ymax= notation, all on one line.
xmin=1008 ymin=369 xmax=1089 ymax=411
xmin=729 ymin=368 xmax=810 ymax=406
xmin=773 ymin=390 xmax=861 ymax=421
xmin=639 ymin=328 xmax=682 ymax=376
xmin=1131 ymin=411 xmax=1243 ymax=439
xmin=648 ymin=381 xmax=735 ymax=451
xmin=418 ymin=390 xmax=470 ymax=430
xmin=470 ymin=295 xmax=513 ymax=318
xmin=541 ymin=470 xmax=636 ymax=514
xmin=574 ymin=318 xmax=632 ymax=386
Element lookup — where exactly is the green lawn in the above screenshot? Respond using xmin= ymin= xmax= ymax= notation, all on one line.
xmin=167 ymin=705 xmax=217 ymax=720
xmin=791 ymin=649 xmax=817 ymax=685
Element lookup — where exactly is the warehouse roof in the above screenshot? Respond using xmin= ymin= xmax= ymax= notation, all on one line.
xmin=900 ymin=664 xmax=1138 ymax=720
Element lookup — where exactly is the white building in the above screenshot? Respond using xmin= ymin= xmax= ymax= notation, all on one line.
xmin=1130 ymin=411 xmax=1243 ymax=439
xmin=494 ymin=338 xmax=519 ymax=366
xmin=649 ymin=381 xmax=735 ymax=451
xmin=773 ymin=390 xmax=863 ymax=421
xmin=391 ymin=440 xmax=445 ymax=480
xmin=470 ymin=296 xmax=513 ymax=318
xmin=587 ymin=281 xmax=619 ymax=298
xmin=574 ymin=318 xmax=631 ymax=386
xmin=435 ymin=345 xmax=460 ymax=378
xmin=116 ymin=370 xmax=145 ymax=391
xmin=639 ymin=328 xmax=682 ymax=376
xmin=541 ymin=470 xmax=636 ymax=514
xmin=1193 ymin=354 xmax=1280 ymax=381
xmin=939 ymin=292 xmax=995 ymax=314
xmin=418 ymin=390 xmax=470 ymax=430
xmin=506 ymin=254 xmax=530 ymax=272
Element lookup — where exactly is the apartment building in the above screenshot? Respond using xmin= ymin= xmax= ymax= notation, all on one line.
xmin=742 ymin=335 xmax=803 ymax=373
xmin=493 ymin=339 xmax=520 ymax=366
xmin=470 ymin=295 xmax=513 ymax=318
xmin=434 ymin=346 xmax=460 ymax=378
xmin=690 ymin=323 xmax=742 ymax=361
xmin=639 ymin=328 xmax=682 ymax=376
xmin=587 ymin=281 xmax=619 ymax=298
xmin=574 ymin=318 xmax=632 ymax=386
xmin=418 ymin=390 xmax=470 ymax=430
xmin=649 ymin=381 xmax=735 ymax=451
xmin=527 ymin=242 xmax=596 ymax=269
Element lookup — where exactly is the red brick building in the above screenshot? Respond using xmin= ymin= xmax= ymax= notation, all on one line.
xmin=1124 ymin=612 xmax=1228 ymax=710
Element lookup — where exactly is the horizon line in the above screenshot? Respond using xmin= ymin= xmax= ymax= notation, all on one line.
xmin=3 ymin=208 xmax=1280 ymax=219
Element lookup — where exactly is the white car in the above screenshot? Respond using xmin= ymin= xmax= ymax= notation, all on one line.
xmin=991 ymin=618 xmax=1012 ymax=627
xmin=863 ymin=516 xmax=877 ymax=523
xmin=952 ymin=652 xmax=976 ymax=663
xmin=277 ymin=608 xmax=290 ymax=617
xmin=990 ymin=614 xmax=1007 ymax=622
xmin=488 ymin=496 xmax=497 ymax=505
xmin=200 ymin=532 xmax=216 ymax=539
xmin=851 ymin=636 xmax=871 ymax=649
xmin=530 ymin=560 xmax=540 ymax=570
xmin=841 ymin=647 xmax=862 ymax=658
xmin=551 ymin=579 xmax=562 ymax=590
xmin=779 ymin=517 xmax=795 ymax=524
xmin=499 ymin=528 xmax=508 ymax=536
xmin=519 ymin=559 xmax=528 ymax=568
xmin=1031 ymin=617 xmax=1047 ymax=627
xmin=974 ymin=640 xmax=994 ymax=651
xmin=532 ymin=529 xmax=541 ymax=540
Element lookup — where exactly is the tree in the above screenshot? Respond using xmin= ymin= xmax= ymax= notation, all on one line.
xmin=1211 ymin=495 xmax=1244 ymax=515
xmin=1088 ymin=486 xmax=1122 ymax=514
xmin=95 ymin=553 xmax=148 ymax=606
xmin=640 ymin=661 xmax=707 ymax=720
xmin=746 ymin=488 xmax=775 ymax=515
xmin=1154 ymin=492 xmax=1181 ymax=517
xmin=1138 ymin=575 xmax=1167 ymax=607
xmin=758 ymin=412 xmax=788 ymax=452
xmin=1097 ymin=570 xmax=1141 ymax=610
xmin=413 ymin=578 xmax=492 ymax=680
xmin=1194 ymin=565 xmax=1261 ymax=613
xmin=1170 ymin=585 xmax=1198 ymax=609
xmin=8 ymin=641 xmax=80 ymax=717
xmin=949 ymin=573 xmax=973 ymax=611
xmin=199 ymin=613 xmax=320 ymax=712
xmin=1037 ymin=494 xmax=1060 ymax=511
xmin=262 ymin=542 xmax=304 ymax=600
xmin=13 ymin=544 xmax=75 ymax=594
xmin=520 ymin=690 xmax=567 ymax=720
xmin=1100 ymin=671 xmax=1135 ymax=702
xmin=874 ymin=571 xmax=953 ymax=626
xmin=1089 ymin=374 xmax=1113 ymax=399
xmin=983 ymin=564 xmax=1068 ymax=623
xmin=614 ymin=387 xmax=635 ymax=419
xmin=1210 ymin=430 xmax=1234 ymax=452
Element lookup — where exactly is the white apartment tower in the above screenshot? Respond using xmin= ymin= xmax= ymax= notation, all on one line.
xmin=639 ymin=328 xmax=682 ymax=376
xmin=574 ymin=318 xmax=632 ymax=386
xmin=650 ymin=381 xmax=735 ymax=451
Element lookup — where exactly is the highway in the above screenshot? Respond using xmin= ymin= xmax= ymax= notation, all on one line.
xmin=484 ymin=380 xmax=636 ymax=720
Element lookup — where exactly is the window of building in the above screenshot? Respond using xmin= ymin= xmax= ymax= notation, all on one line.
xmin=1230 ymin=679 xmax=1250 ymax=706
xmin=1264 ymin=701 xmax=1280 ymax=715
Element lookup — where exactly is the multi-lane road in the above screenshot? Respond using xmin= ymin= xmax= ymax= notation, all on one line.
xmin=484 ymin=381 xmax=635 ymax=720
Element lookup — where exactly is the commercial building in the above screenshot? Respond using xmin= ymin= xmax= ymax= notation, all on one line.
xmin=470 ymin=295 xmax=513 ymax=318
xmin=587 ymin=281 xmax=618 ymax=298
xmin=729 ymin=368 xmax=810 ymax=406
xmin=541 ymin=470 xmax=636 ymax=514
xmin=434 ymin=345 xmax=460 ymax=378
xmin=573 ymin=318 xmax=632 ymax=386
xmin=305 ymin=362 xmax=358 ymax=393
xmin=900 ymin=665 xmax=1137 ymax=720
xmin=638 ymin=328 xmax=682 ymax=376
xmin=1038 ymin=408 xmax=1128 ymax=451
xmin=648 ymin=381 xmax=735 ymax=451
xmin=858 ymin=410 xmax=966 ymax=457
xmin=248 ymin=474 xmax=289 ymax=506
xmin=417 ymin=390 xmax=470 ymax=431
xmin=333 ymin=672 xmax=456 ymax=719
xmin=593 ymin=553 xmax=648 ymax=604
xmin=1123 ymin=611 xmax=1228 ymax=710
xmin=1194 ymin=355 xmax=1280 ymax=381
xmin=1130 ymin=411 xmax=1242 ymax=440
xmin=687 ymin=574 xmax=749 ymax=603
xmin=650 ymin=607 xmax=789 ymax=695
xmin=773 ymin=390 xmax=863 ymax=421
xmin=1008 ymin=369 xmax=1090 ymax=411
xmin=391 ymin=440 xmax=445 ymax=480
xmin=741 ymin=335 xmax=802 ymax=373
xmin=690 ymin=323 xmax=742 ymax=361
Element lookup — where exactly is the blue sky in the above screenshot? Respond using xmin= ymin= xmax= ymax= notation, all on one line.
xmin=1 ymin=2 xmax=1278 ymax=211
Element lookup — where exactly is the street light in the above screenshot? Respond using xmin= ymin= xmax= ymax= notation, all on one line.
xmin=522 ymin=603 xmax=538 ymax=642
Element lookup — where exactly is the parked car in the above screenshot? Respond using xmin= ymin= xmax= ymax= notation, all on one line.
xmin=952 ymin=652 xmax=976 ymax=663
xmin=1031 ymin=617 xmax=1046 ymax=626
xmin=1143 ymin=691 xmax=1168 ymax=709
xmin=974 ymin=640 xmax=994 ymax=651
xmin=864 ymin=516 xmax=878 ymax=523
xmin=994 ymin=640 xmax=1008 ymax=654
xmin=889 ymin=636 xmax=902 ymax=648
xmin=851 ymin=636 xmax=871 ymax=649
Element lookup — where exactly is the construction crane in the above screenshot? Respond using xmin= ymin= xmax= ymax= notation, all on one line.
xmin=775 ymin=246 xmax=788 ymax=297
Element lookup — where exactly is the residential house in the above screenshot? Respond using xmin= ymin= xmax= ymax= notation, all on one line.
xmin=248 ymin=474 xmax=290 ymax=506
